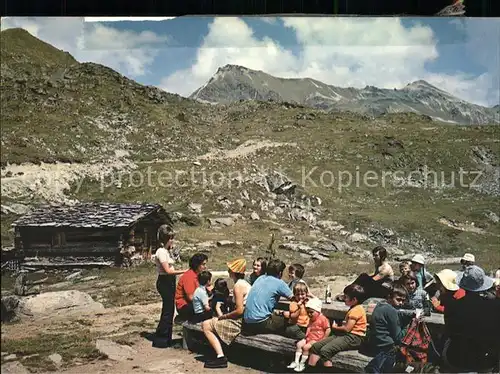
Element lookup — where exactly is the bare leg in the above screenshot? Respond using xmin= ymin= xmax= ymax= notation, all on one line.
xmin=288 ymin=339 xmax=306 ymax=369
xmin=202 ymin=318 xmax=224 ymax=357
xmin=323 ymin=360 xmax=333 ymax=367
xmin=302 ymin=342 xmax=315 ymax=358
xmin=308 ymin=354 xmax=321 ymax=367
xmin=296 ymin=339 xmax=306 ymax=352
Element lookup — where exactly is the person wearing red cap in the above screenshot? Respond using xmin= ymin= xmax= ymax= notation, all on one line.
xmin=202 ymin=258 xmax=251 ymax=369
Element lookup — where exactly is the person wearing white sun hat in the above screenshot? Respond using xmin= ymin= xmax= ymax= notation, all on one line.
xmin=430 ymin=269 xmax=466 ymax=313
xmin=442 ymin=265 xmax=499 ymax=373
xmin=459 ymin=253 xmax=475 ymax=271
xmin=410 ymin=254 xmax=435 ymax=292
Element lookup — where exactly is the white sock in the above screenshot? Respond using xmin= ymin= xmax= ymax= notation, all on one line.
xmin=300 ymin=355 xmax=308 ymax=364
xmin=295 ymin=351 xmax=302 ymax=363
xmin=217 ymin=354 xmax=224 ymax=358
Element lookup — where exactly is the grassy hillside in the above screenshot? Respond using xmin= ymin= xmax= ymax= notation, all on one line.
xmin=72 ymin=108 xmax=500 ymax=261
xmin=1 ymin=28 xmax=499 ymax=268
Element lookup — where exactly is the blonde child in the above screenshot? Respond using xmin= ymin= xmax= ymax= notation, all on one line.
xmin=279 ymin=282 xmax=310 ymax=340
xmin=287 ymin=298 xmax=330 ymax=372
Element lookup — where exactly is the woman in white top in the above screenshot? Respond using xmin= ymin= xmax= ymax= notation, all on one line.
xmin=202 ymin=258 xmax=252 ymax=369
xmin=153 ymin=230 xmax=186 ymax=348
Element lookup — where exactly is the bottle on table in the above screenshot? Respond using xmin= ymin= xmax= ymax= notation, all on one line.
xmin=423 ymin=293 xmax=432 ymax=316
xmin=325 ymin=285 xmax=332 ymax=304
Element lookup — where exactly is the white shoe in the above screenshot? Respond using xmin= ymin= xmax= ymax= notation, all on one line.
xmin=294 ymin=363 xmax=306 ymax=372
xmin=287 ymin=362 xmax=298 ymax=369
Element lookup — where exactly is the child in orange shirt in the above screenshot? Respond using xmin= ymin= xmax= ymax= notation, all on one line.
xmin=308 ymin=284 xmax=367 ymax=369
xmin=279 ymin=282 xmax=310 ymax=340
xmin=287 ymin=298 xmax=330 ymax=372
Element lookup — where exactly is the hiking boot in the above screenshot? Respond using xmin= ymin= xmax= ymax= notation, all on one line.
xmin=204 ymin=356 xmax=228 ymax=369
xmin=287 ymin=362 xmax=298 ymax=369
xmin=152 ymin=338 xmax=171 ymax=349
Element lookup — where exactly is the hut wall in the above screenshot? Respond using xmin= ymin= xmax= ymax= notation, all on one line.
xmin=18 ymin=227 xmax=124 ymax=257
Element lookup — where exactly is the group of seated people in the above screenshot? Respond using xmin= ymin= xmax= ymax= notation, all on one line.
xmin=160 ymin=245 xmax=500 ymax=373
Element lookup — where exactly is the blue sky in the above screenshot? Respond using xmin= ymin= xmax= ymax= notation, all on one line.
xmin=2 ymin=16 xmax=499 ymax=106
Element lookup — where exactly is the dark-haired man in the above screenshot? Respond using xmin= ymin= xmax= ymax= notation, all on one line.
xmin=175 ymin=253 xmax=208 ymax=321
xmin=242 ymin=259 xmax=294 ymax=335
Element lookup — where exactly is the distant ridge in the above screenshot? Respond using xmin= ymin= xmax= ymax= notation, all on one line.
xmin=190 ymin=64 xmax=499 ymax=125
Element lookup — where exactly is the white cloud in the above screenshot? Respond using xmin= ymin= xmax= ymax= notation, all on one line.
xmin=1 ymin=17 xmax=169 ymax=77
xmin=160 ymin=17 xmax=496 ymax=106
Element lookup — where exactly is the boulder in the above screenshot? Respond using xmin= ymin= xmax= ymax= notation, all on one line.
xmin=207 ymin=217 xmax=235 ymax=227
xmin=317 ymin=220 xmax=345 ymax=231
xmin=188 ymin=203 xmax=202 ymax=214
xmin=348 ymin=233 xmax=369 ymax=243
xmin=48 ymin=353 xmax=63 ymax=367
xmin=2 ymin=290 xmax=104 ymax=322
xmin=1 ymin=361 xmax=29 ymax=374
xmin=1 ymin=203 xmax=31 ymax=215
xmin=95 ymin=339 xmax=136 ymax=362
xmin=250 ymin=212 xmax=260 ymax=220
xmin=279 ymin=242 xmax=313 ymax=254
xmin=216 ymin=240 xmax=235 ymax=247
xmin=485 ymin=211 xmax=499 ymax=223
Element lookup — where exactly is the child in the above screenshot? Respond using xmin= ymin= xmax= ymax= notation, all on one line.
xmin=398 ymin=272 xmax=429 ymax=317
xmin=287 ymin=298 xmax=330 ymax=372
xmin=288 ymin=263 xmax=307 ymax=290
xmin=192 ymin=271 xmax=213 ymax=323
xmin=308 ymin=284 xmax=367 ymax=369
xmin=281 ymin=282 xmax=310 ymax=340
xmin=410 ymin=254 xmax=434 ymax=291
xmin=365 ymin=285 xmax=408 ymax=373
xmin=248 ymin=257 xmax=267 ymax=285
xmin=399 ymin=261 xmax=412 ymax=277
xmin=210 ymin=278 xmax=231 ymax=317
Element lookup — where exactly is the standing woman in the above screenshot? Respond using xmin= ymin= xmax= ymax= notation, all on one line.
xmin=153 ymin=229 xmax=187 ymax=348
xmin=202 ymin=259 xmax=252 ymax=369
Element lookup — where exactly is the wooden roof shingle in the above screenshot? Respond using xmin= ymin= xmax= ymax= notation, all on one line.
xmin=12 ymin=203 xmax=169 ymax=228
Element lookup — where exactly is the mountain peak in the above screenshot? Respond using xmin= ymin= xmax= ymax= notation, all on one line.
xmin=217 ymin=64 xmax=251 ymax=73
xmin=405 ymin=80 xmax=439 ymax=90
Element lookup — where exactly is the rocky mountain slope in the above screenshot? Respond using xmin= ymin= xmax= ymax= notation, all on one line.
xmin=1 ymin=28 xmax=499 ymax=263
xmin=190 ymin=64 xmax=499 ymax=126
xmin=0 ymin=28 xmax=219 ymax=167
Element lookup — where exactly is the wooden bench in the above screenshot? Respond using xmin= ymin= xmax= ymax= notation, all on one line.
xmin=181 ymin=321 xmax=372 ymax=373
xmin=178 ymin=300 xmax=445 ymax=372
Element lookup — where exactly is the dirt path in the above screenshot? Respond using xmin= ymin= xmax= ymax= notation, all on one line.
xmin=141 ymin=139 xmax=297 ymax=164
xmin=1 ymin=277 xmax=355 ymax=374
xmin=43 ymin=338 xmax=259 ymax=374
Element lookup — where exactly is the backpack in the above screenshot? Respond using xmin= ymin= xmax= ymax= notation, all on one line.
xmin=399 ymin=317 xmax=432 ymax=364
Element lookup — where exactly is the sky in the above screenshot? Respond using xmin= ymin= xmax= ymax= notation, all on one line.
xmin=1 ymin=16 xmax=499 ymax=107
